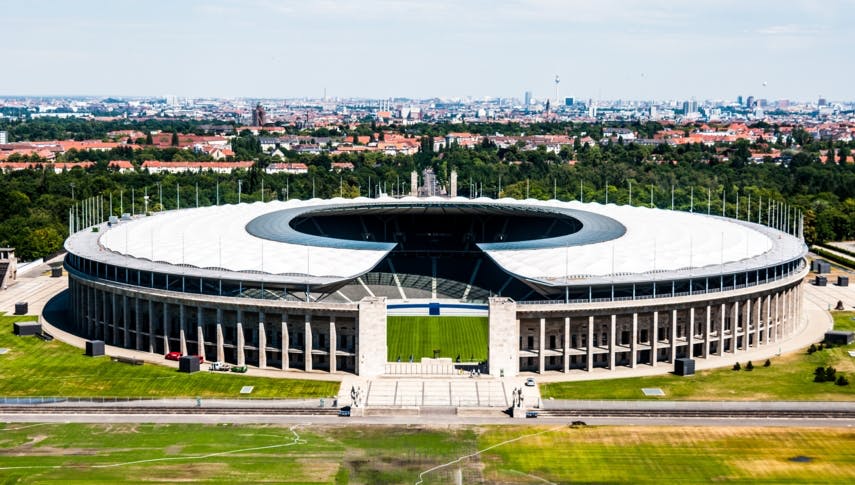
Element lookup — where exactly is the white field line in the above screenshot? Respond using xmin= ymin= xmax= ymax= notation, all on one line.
xmin=0 ymin=424 xmax=307 ymax=471
xmin=414 ymin=425 xmax=563 ymax=485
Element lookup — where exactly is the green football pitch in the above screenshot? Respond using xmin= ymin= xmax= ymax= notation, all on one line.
xmin=386 ymin=316 xmax=488 ymax=362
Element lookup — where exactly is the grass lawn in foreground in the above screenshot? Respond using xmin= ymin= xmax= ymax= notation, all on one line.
xmin=0 ymin=313 xmax=338 ymax=398
xmin=387 ymin=315 xmax=488 ymax=362
xmin=540 ymin=338 xmax=855 ymax=400
xmin=0 ymin=423 xmax=853 ymax=483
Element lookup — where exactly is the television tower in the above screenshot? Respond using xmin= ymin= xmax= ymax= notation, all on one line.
xmin=554 ymin=74 xmax=560 ymax=104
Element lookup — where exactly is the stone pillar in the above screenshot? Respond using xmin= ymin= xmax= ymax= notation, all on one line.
xmin=718 ymin=303 xmax=726 ymax=356
xmin=179 ymin=303 xmax=187 ymax=356
xmin=538 ymin=317 xmax=546 ymax=373
xmin=608 ymin=314 xmax=616 ymax=369
xmin=162 ymin=302 xmax=170 ymax=354
xmin=122 ymin=295 xmax=129 ymax=348
xmin=703 ymin=305 xmax=711 ymax=358
xmin=630 ymin=313 xmax=638 ymax=368
xmin=258 ymin=314 xmax=267 ymax=369
xmin=281 ymin=315 xmax=289 ymax=370
xmin=329 ymin=316 xmax=337 ymax=374
xmin=236 ymin=317 xmax=246 ymax=367
xmin=669 ymin=309 xmax=677 ymax=363
xmin=358 ymin=297 xmax=388 ymax=377
xmin=586 ymin=316 xmax=594 ymax=371
xmin=134 ymin=298 xmax=142 ymax=351
xmin=688 ymin=307 xmax=695 ymax=359
xmin=742 ymin=298 xmax=751 ymax=351
xmin=754 ymin=296 xmax=762 ymax=348
xmin=651 ymin=311 xmax=658 ymax=366
xmin=304 ymin=314 xmax=312 ymax=372
xmin=731 ymin=301 xmax=739 ymax=353
xmin=111 ymin=292 xmax=118 ymax=346
xmin=216 ymin=308 xmax=225 ymax=363
xmin=147 ymin=299 xmax=155 ymax=353
xmin=196 ymin=306 xmax=205 ymax=357
xmin=774 ymin=292 xmax=780 ymax=341
xmin=765 ymin=294 xmax=772 ymax=344
xmin=563 ymin=317 xmax=570 ymax=373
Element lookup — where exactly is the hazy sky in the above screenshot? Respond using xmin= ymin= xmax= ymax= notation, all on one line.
xmin=3 ymin=0 xmax=853 ymax=101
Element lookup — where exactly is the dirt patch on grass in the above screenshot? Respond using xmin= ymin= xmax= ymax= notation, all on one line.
xmin=730 ymin=458 xmax=848 ymax=478
xmin=163 ymin=444 xmax=184 ymax=455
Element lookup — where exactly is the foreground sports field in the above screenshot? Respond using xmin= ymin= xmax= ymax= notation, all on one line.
xmin=541 ymin=310 xmax=855 ymax=401
xmin=0 ymin=423 xmax=853 ymax=483
xmin=0 ymin=314 xmax=338 ymax=398
xmin=386 ymin=316 xmax=488 ymax=362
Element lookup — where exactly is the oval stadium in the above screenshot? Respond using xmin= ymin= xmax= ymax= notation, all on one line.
xmin=63 ymin=196 xmax=808 ymax=377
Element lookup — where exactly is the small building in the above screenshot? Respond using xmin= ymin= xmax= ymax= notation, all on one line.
xmin=825 ymin=331 xmax=854 ymax=346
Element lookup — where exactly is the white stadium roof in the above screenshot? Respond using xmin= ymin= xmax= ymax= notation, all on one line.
xmin=86 ymin=196 xmax=805 ymax=286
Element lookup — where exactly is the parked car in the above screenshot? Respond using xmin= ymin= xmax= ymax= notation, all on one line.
xmin=230 ymin=365 xmax=248 ymax=373
xmin=165 ymin=351 xmax=182 ymax=361
xmin=209 ymin=361 xmax=230 ymax=372
xmin=525 ymin=377 xmax=536 ymax=387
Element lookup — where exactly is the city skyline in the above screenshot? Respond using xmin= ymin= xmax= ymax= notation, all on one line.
xmin=2 ymin=0 xmax=854 ymax=101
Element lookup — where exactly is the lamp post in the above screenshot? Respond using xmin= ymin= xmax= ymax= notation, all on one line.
xmin=238 ymin=179 xmax=242 ymax=204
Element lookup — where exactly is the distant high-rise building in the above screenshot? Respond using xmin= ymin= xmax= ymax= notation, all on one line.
xmin=818 ymin=97 xmax=828 ymax=106
xmin=564 ymin=97 xmax=574 ymax=106
xmin=746 ymin=96 xmax=755 ymax=108
xmin=524 ymin=91 xmax=532 ymax=107
xmin=737 ymin=95 xmax=743 ymax=106
xmin=0 ymin=131 xmax=7 ymax=145
xmin=682 ymin=99 xmax=698 ymax=115
xmin=252 ymin=103 xmax=266 ymax=126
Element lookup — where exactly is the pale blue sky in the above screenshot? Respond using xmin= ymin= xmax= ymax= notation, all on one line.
xmin=2 ymin=0 xmax=853 ymax=101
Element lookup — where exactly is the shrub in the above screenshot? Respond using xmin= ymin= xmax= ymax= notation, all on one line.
xmin=732 ymin=362 xmax=741 ymax=371
xmin=808 ymin=344 xmax=817 ymax=354
xmin=764 ymin=359 xmax=771 ymax=367
xmin=825 ymin=366 xmax=837 ymax=382
xmin=836 ymin=375 xmax=850 ymax=386
xmin=814 ymin=366 xmax=827 ymax=383
xmin=745 ymin=361 xmax=754 ymax=371
xmin=818 ymin=343 xmax=824 ymax=351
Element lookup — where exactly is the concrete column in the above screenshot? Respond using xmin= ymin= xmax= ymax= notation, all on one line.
xmin=162 ymin=302 xmax=170 ymax=354
xmin=196 ymin=306 xmax=205 ymax=357
xmin=774 ymin=292 xmax=780 ymax=341
xmin=86 ymin=285 xmax=94 ymax=337
xmin=236 ymin=311 xmax=245 ymax=367
xmin=147 ymin=299 xmax=155 ymax=353
xmin=608 ymin=314 xmax=616 ymax=369
xmin=329 ymin=316 xmax=337 ymax=374
xmin=765 ymin=294 xmax=772 ymax=344
xmin=304 ymin=314 xmax=312 ymax=372
xmin=538 ymin=317 xmax=546 ymax=373
xmin=651 ymin=311 xmax=658 ymax=366
xmin=703 ymin=305 xmax=711 ymax=358
xmin=688 ymin=307 xmax=695 ymax=359
xmin=718 ymin=303 xmax=725 ymax=356
xmin=101 ymin=289 xmax=107 ymax=341
xmin=215 ymin=308 xmax=224 ymax=363
xmin=281 ymin=315 xmax=289 ymax=370
xmin=669 ymin=309 xmax=677 ymax=363
xmin=122 ymin=295 xmax=129 ymax=348
xmin=179 ymin=304 xmax=187 ymax=356
xmin=630 ymin=313 xmax=638 ymax=368
xmin=134 ymin=298 xmax=142 ymax=351
xmin=563 ymin=317 xmax=570 ymax=373
xmin=586 ymin=316 xmax=594 ymax=371
xmin=258 ymin=314 xmax=267 ymax=369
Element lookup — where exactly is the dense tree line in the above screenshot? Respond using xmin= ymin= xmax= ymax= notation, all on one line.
xmin=2 ymin=122 xmax=854 ymax=261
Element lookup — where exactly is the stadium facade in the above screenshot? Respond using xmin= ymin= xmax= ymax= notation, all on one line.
xmin=64 ymin=197 xmax=808 ymax=377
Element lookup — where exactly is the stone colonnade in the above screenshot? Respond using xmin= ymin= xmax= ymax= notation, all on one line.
xmin=510 ymin=279 xmax=804 ymax=374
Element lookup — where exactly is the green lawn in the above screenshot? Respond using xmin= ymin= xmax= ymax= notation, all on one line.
xmin=540 ymin=340 xmax=855 ymax=400
xmin=386 ymin=316 xmax=488 ymax=362
xmin=0 ymin=313 xmax=338 ymax=398
xmin=833 ymin=310 xmax=855 ymax=331
xmin=0 ymin=423 xmax=853 ymax=483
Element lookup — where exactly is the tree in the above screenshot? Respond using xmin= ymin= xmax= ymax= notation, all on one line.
xmin=171 ymin=130 xmax=179 ymax=147
xmin=145 ymin=132 xmax=153 ymax=145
